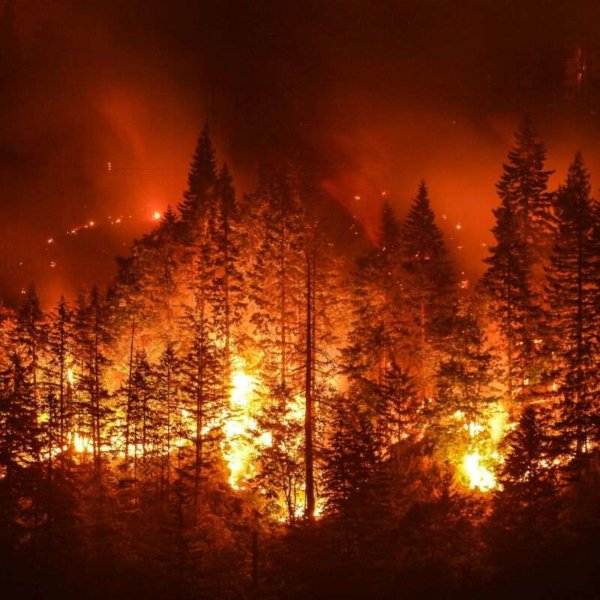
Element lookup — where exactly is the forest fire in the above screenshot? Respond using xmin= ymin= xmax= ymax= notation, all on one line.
xmin=3 ymin=2 xmax=600 ymax=596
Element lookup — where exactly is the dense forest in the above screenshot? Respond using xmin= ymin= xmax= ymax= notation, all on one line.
xmin=2 ymin=118 xmax=600 ymax=599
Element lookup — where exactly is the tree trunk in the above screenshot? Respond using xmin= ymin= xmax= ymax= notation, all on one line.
xmin=304 ymin=242 xmax=315 ymax=520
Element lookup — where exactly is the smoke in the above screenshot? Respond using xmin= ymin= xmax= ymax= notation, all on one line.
xmin=2 ymin=0 xmax=600 ymax=305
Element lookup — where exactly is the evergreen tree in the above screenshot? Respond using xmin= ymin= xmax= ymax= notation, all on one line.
xmin=399 ymin=181 xmax=456 ymax=401
xmin=484 ymin=117 xmax=553 ymax=401
xmin=126 ymin=350 xmax=155 ymax=484
xmin=45 ymin=297 xmax=74 ymax=467
xmin=496 ymin=116 xmax=554 ymax=263
xmin=213 ymin=164 xmax=246 ymax=388
xmin=0 ymin=353 xmax=42 ymax=553
xmin=248 ymin=162 xmax=306 ymax=518
xmin=345 ymin=201 xmax=405 ymax=387
xmin=180 ymin=240 xmax=225 ymax=514
xmin=433 ymin=297 xmax=499 ymax=469
xmin=483 ymin=192 xmax=540 ymax=401
xmin=322 ymin=395 xmax=378 ymax=518
xmin=490 ymin=405 xmax=560 ymax=569
xmin=14 ymin=284 xmax=45 ymax=400
xmin=74 ymin=288 xmax=112 ymax=475
xmin=154 ymin=343 xmax=183 ymax=491
xmin=545 ymin=153 xmax=598 ymax=458
xmin=178 ymin=124 xmax=218 ymax=227
xmin=249 ymin=161 xmax=305 ymax=390
xmin=254 ymin=384 xmax=304 ymax=522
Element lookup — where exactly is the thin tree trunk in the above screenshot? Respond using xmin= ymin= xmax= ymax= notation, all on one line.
xmin=304 ymin=242 xmax=315 ymax=520
xmin=125 ymin=319 xmax=136 ymax=462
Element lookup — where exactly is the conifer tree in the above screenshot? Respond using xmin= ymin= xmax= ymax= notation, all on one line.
xmin=249 ymin=161 xmax=304 ymax=390
xmin=373 ymin=362 xmax=416 ymax=455
xmin=140 ymin=205 xmax=181 ymax=336
xmin=213 ymin=164 xmax=246 ymax=388
xmin=484 ymin=117 xmax=553 ymax=400
xmin=249 ymin=162 xmax=305 ymax=517
xmin=433 ymin=298 xmax=499 ymax=465
xmin=0 ymin=353 xmax=42 ymax=551
xmin=545 ymin=153 xmax=598 ymax=457
xmin=483 ymin=192 xmax=540 ymax=401
xmin=74 ymin=289 xmax=111 ymax=475
xmin=322 ymin=395 xmax=378 ymax=518
xmin=125 ymin=350 xmax=155 ymax=483
xmin=14 ymin=284 xmax=45 ymax=400
xmin=344 ymin=202 xmax=417 ymax=462
xmin=496 ymin=116 xmax=554 ymax=264
xmin=178 ymin=124 xmax=218 ymax=228
xmin=491 ymin=405 xmax=559 ymax=565
xmin=181 ymin=238 xmax=224 ymax=514
xmin=347 ymin=201 xmax=404 ymax=380
xmin=254 ymin=385 xmax=304 ymax=521
xmin=45 ymin=297 xmax=74 ymax=465
xmin=154 ymin=343 xmax=182 ymax=491
xmin=399 ymin=181 xmax=455 ymax=401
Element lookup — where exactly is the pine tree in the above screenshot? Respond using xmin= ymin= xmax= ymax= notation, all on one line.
xmin=180 ymin=239 xmax=224 ymax=514
xmin=213 ymin=164 xmax=246 ymax=389
xmin=74 ymin=288 xmax=111 ymax=475
xmin=248 ymin=162 xmax=306 ymax=518
xmin=14 ymin=284 xmax=45 ymax=401
xmin=254 ymin=384 xmax=304 ymax=522
xmin=483 ymin=192 xmax=540 ymax=401
xmin=374 ymin=361 xmax=417 ymax=455
xmin=0 ymin=353 xmax=43 ymax=552
xmin=399 ymin=181 xmax=456 ymax=402
xmin=45 ymin=297 xmax=74 ymax=465
xmin=249 ymin=161 xmax=305 ymax=391
xmin=125 ymin=350 xmax=155 ymax=484
xmin=345 ymin=201 xmax=404 ymax=387
xmin=496 ymin=116 xmax=554 ymax=264
xmin=484 ymin=117 xmax=553 ymax=401
xmin=545 ymin=153 xmax=598 ymax=458
xmin=433 ymin=297 xmax=499 ymax=467
xmin=154 ymin=343 xmax=183 ymax=491
xmin=322 ymin=395 xmax=378 ymax=518
xmin=141 ymin=205 xmax=181 ymax=337
xmin=491 ymin=405 xmax=559 ymax=567
xmin=343 ymin=201 xmax=419 ymax=465
xmin=178 ymin=124 xmax=218 ymax=227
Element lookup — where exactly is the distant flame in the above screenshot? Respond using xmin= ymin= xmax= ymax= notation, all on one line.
xmin=68 ymin=431 xmax=92 ymax=454
xmin=463 ymin=450 xmax=497 ymax=492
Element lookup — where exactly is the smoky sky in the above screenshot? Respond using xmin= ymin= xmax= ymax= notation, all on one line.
xmin=2 ymin=0 xmax=600 ymax=306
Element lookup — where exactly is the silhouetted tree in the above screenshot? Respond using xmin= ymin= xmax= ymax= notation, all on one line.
xmin=545 ymin=153 xmax=599 ymax=458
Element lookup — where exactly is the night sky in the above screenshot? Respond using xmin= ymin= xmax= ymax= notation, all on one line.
xmin=2 ymin=0 xmax=600 ymax=306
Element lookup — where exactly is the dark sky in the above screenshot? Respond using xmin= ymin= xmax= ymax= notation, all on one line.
xmin=2 ymin=0 xmax=600 ymax=306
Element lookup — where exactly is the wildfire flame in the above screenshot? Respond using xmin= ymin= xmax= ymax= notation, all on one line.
xmin=463 ymin=450 xmax=497 ymax=492
xmin=69 ymin=431 xmax=92 ymax=454
xmin=222 ymin=361 xmax=263 ymax=489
